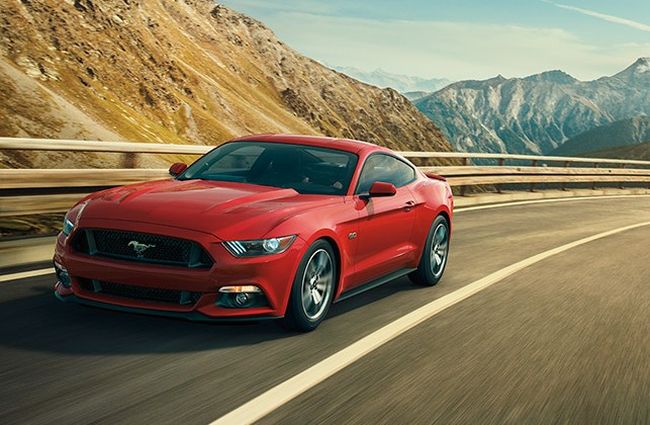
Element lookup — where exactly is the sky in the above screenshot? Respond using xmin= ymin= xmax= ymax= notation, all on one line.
xmin=220 ymin=0 xmax=650 ymax=81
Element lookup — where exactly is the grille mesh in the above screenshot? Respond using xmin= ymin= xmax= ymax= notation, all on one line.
xmin=73 ymin=229 xmax=213 ymax=268
xmin=79 ymin=279 xmax=202 ymax=305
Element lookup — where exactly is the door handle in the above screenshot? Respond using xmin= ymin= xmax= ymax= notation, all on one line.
xmin=404 ymin=200 xmax=415 ymax=211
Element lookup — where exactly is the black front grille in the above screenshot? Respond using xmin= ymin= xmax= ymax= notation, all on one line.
xmin=79 ymin=279 xmax=202 ymax=305
xmin=73 ymin=229 xmax=213 ymax=268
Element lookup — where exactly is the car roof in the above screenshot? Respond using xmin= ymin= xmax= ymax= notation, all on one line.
xmin=230 ymin=134 xmax=391 ymax=155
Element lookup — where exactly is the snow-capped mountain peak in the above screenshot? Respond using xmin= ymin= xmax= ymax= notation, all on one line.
xmin=633 ymin=57 xmax=650 ymax=73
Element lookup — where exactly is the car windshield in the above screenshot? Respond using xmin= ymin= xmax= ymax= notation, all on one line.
xmin=178 ymin=141 xmax=359 ymax=195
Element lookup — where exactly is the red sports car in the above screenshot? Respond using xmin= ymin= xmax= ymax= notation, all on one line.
xmin=54 ymin=135 xmax=453 ymax=331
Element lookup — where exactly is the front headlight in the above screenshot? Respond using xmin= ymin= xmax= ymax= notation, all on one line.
xmin=62 ymin=202 xmax=87 ymax=236
xmin=62 ymin=216 xmax=75 ymax=236
xmin=223 ymin=235 xmax=297 ymax=257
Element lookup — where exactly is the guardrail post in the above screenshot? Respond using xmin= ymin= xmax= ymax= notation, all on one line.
xmin=619 ymin=164 xmax=626 ymax=189
xmin=529 ymin=160 xmax=537 ymax=192
xmin=561 ymin=161 xmax=570 ymax=191
xmin=496 ymin=158 xmax=504 ymax=193
xmin=122 ymin=153 xmax=139 ymax=169
xmin=460 ymin=157 xmax=468 ymax=196
xmin=592 ymin=162 xmax=598 ymax=190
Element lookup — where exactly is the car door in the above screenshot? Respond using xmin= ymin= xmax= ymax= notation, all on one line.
xmin=347 ymin=154 xmax=419 ymax=287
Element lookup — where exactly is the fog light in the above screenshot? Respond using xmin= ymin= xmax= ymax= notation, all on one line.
xmin=234 ymin=293 xmax=250 ymax=307
xmin=216 ymin=285 xmax=267 ymax=308
xmin=54 ymin=261 xmax=72 ymax=288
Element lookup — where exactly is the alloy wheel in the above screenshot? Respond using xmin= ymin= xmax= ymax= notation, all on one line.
xmin=430 ymin=222 xmax=449 ymax=278
xmin=300 ymin=248 xmax=334 ymax=320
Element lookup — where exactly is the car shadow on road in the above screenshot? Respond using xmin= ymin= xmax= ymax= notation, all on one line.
xmin=0 ymin=275 xmax=425 ymax=356
xmin=0 ymin=282 xmax=288 ymax=355
xmin=328 ymin=276 xmax=422 ymax=319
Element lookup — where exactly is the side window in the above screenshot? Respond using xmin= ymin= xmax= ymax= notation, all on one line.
xmin=356 ymin=154 xmax=416 ymax=194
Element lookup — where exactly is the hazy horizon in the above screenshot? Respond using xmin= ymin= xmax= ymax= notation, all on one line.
xmin=221 ymin=0 xmax=650 ymax=81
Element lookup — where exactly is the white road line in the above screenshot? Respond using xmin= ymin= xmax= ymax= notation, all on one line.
xmin=455 ymin=194 xmax=650 ymax=212
xmin=209 ymin=220 xmax=650 ymax=425
xmin=0 ymin=268 xmax=53 ymax=283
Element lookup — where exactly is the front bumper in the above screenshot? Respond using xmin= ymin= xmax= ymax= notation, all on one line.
xmin=54 ymin=288 xmax=280 ymax=322
xmin=53 ymin=218 xmax=305 ymax=320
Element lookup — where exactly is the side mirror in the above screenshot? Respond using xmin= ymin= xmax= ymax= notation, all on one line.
xmin=365 ymin=181 xmax=397 ymax=198
xmin=169 ymin=162 xmax=188 ymax=177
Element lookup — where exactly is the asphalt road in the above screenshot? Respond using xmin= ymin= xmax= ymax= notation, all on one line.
xmin=1 ymin=197 xmax=650 ymax=425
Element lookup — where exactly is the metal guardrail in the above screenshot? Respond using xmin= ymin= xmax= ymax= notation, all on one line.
xmin=4 ymin=137 xmax=650 ymax=166
xmin=2 ymin=137 xmax=650 ymax=216
xmin=0 ymin=137 xmax=211 ymax=154
xmin=402 ymin=151 xmax=650 ymax=166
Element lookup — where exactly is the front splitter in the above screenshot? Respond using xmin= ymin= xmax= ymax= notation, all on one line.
xmin=55 ymin=292 xmax=282 ymax=323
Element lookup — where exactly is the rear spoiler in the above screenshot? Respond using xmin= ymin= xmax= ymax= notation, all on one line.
xmin=424 ymin=172 xmax=447 ymax=182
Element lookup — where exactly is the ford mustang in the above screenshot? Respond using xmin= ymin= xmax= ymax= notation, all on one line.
xmin=53 ymin=134 xmax=453 ymax=331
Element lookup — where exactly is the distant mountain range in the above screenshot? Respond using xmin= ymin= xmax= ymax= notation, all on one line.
xmin=415 ymin=58 xmax=650 ymax=155
xmin=402 ymin=91 xmax=431 ymax=102
xmin=552 ymin=116 xmax=650 ymax=157
xmin=330 ymin=65 xmax=452 ymax=94
xmin=0 ymin=1 xmax=451 ymax=169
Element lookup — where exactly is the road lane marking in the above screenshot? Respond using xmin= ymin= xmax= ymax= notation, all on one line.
xmin=455 ymin=194 xmax=650 ymax=212
xmin=210 ymin=220 xmax=650 ymax=425
xmin=0 ymin=268 xmax=53 ymax=283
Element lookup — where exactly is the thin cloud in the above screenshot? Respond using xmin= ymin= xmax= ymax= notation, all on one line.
xmin=263 ymin=11 xmax=648 ymax=81
xmin=549 ymin=2 xmax=650 ymax=33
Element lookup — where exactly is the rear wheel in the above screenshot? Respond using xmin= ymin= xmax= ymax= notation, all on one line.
xmin=409 ymin=215 xmax=450 ymax=286
xmin=283 ymin=240 xmax=337 ymax=331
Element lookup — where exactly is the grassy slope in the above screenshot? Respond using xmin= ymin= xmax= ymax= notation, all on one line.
xmin=552 ymin=116 xmax=650 ymax=157
xmin=583 ymin=140 xmax=650 ymax=161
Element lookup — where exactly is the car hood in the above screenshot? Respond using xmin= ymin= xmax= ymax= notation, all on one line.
xmin=80 ymin=179 xmax=342 ymax=240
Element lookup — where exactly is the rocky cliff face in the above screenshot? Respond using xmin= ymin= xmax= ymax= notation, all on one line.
xmin=0 ymin=0 xmax=450 ymax=168
xmin=415 ymin=58 xmax=650 ymax=155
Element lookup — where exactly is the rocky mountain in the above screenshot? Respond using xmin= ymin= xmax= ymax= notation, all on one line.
xmin=415 ymin=58 xmax=650 ymax=155
xmin=331 ymin=65 xmax=452 ymax=94
xmin=0 ymin=0 xmax=451 ymax=169
xmin=552 ymin=116 xmax=650 ymax=157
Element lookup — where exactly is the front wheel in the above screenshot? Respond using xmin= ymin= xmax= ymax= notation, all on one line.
xmin=409 ymin=215 xmax=450 ymax=286
xmin=283 ymin=240 xmax=337 ymax=332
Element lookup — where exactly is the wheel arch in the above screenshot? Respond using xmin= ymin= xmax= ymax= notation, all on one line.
xmin=437 ymin=209 xmax=451 ymax=228
xmin=315 ymin=236 xmax=343 ymax=298
xmin=280 ymin=232 xmax=344 ymax=314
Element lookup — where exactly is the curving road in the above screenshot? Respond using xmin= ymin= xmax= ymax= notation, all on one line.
xmin=1 ymin=197 xmax=650 ymax=425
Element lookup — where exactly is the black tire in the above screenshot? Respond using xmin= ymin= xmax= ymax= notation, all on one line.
xmin=409 ymin=215 xmax=450 ymax=286
xmin=282 ymin=240 xmax=337 ymax=332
